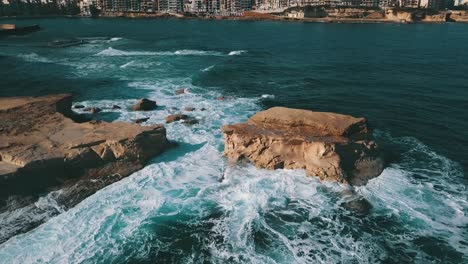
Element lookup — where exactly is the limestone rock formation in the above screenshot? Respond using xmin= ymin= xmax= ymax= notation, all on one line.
xmin=0 ymin=94 xmax=171 ymax=198
xmin=132 ymin=98 xmax=157 ymax=111
xmin=222 ymin=107 xmax=384 ymax=186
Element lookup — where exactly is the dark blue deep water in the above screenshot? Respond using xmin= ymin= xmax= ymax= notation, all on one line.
xmin=0 ymin=18 xmax=467 ymax=263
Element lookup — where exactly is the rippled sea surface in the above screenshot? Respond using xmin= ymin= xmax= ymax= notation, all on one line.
xmin=0 ymin=18 xmax=467 ymax=263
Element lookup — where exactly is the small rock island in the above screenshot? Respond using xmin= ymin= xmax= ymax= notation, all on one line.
xmin=222 ymin=107 xmax=385 ymax=186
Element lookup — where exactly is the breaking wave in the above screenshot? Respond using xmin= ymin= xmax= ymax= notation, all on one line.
xmin=17 ymin=53 xmax=53 ymax=63
xmin=202 ymin=65 xmax=215 ymax=72
xmin=0 ymin=79 xmax=466 ymax=263
xmin=228 ymin=50 xmax=247 ymax=56
xmin=1 ymin=36 xmax=466 ymax=263
xmin=96 ymin=47 xmax=226 ymax=57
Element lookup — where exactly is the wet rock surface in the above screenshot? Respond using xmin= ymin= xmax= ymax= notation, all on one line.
xmin=166 ymin=114 xmax=189 ymax=123
xmin=132 ymin=98 xmax=157 ymax=111
xmin=222 ymin=107 xmax=385 ymax=186
xmin=0 ymin=94 xmax=172 ymax=243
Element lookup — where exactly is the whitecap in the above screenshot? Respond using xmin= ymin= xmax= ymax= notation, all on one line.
xmin=96 ymin=47 xmax=224 ymax=57
xmin=120 ymin=61 xmax=135 ymax=68
xmin=17 ymin=53 xmax=52 ymax=63
xmin=261 ymin=94 xmax=275 ymax=99
xmin=228 ymin=50 xmax=247 ymax=56
xmin=174 ymin=49 xmax=224 ymax=56
xmin=201 ymin=65 xmax=215 ymax=72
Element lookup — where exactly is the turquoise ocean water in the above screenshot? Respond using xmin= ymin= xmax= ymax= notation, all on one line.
xmin=0 ymin=18 xmax=467 ymax=263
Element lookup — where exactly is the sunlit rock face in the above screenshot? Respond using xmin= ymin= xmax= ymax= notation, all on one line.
xmin=0 ymin=94 xmax=171 ymax=198
xmin=222 ymin=107 xmax=385 ymax=186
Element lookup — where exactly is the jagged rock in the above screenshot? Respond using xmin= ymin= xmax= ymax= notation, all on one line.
xmin=183 ymin=118 xmax=199 ymax=125
xmin=184 ymin=106 xmax=195 ymax=111
xmin=0 ymin=94 xmax=171 ymax=198
xmin=132 ymin=98 xmax=157 ymax=111
xmin=200 ymin=108 xmax=206 ymax=111
xmin=83 ymin=107 xmax=101 ymax=114
xmin=166 ymin=114 xmax=189 ymax=123
xmin=222 ymin=107 xmax=385 ymax=186
xmin=134 ymin=117 xmax=150 ymax=124
xmin=217 ymin=96 xmax=226 ymax=101
xmin=112 ymin=105 xmax=121 ymax=110
xmin=175 ymin=88 xmax=186 ymax=95
xmin=73 ymin=104 xmax=85 ymax=109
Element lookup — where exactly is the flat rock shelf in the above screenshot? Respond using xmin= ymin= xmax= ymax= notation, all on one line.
xmin=222 ymin=107 xmax=385 ymax=186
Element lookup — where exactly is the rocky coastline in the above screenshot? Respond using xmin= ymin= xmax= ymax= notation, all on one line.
xmin=0 ymin=94 xmax=385 ymax=243
xmin=0 ymin=94 xmax=172 ymax=243
xmin=98 ymin=8 xmax=468 ymax=23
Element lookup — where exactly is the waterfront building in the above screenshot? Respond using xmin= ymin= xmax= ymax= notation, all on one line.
xmin=159 ymin=0 xmax=184 ymax=12
xmin=141 ymin=0 xmax=157 ymax=12
xmin=399 ymin=0 xmax=419 ymax=8
xmin=453 ymin=0 xmax=467 ymax=5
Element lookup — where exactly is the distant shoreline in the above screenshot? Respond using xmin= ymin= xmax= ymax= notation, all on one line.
xmin=1 ymin=10 xmax=468 ymax=24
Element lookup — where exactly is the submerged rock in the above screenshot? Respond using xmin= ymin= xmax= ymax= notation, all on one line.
xmin=73 ymin=104 xmax=85 ymax=109
xmin=83 ymin=107 xmax=101 ymax=114
xmin=183 ymin=118 xmax=199 ymax=125
xmin=222 ymin=107 xmax=385 ymax=186
xmin=134 ymin=117 xmax=150 ymax=124
xmin=166 ymin=114 xmax=189 ymax=123
xmin=0 ymin=94 xmax=171 ymax=198
xmin=175 ymin=88 xmax=186 ymax=95
xmin=184 ymin=106 xmax=195 ymax=112
xmin=112 ymin=105 xmax=121 ymax=110
xmin=132 ymin=98 xmax=157 ymax=111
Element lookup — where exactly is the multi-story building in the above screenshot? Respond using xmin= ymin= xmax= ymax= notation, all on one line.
xmin=158 ymin=0 xmax=184 ymax=12
xmin=140 ymin=0 xmax=157 ymax=12
xmin=398 ymin=0 xmax=419 ymax=8
xmin=453 ymin=0 xmax=468 ymax=5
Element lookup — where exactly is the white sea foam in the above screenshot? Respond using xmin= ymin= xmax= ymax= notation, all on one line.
xmin=202 ymin=65 xmax=215 ymax=72
xmin=228 ymin=50 xmax=247 ymax=56
xmin=96 ymin=47 xmax=225 ymax=57
xmin=17 ymin=53 xmax=53 ymax=63
xmin=120 ymin=61 xmax=135 ymax=68
xmin=110 ymin=37 xmax=122 ymax=42
xmin=174 ymin=49 xmax=224 ymax=56
xmin=261 ymin=94 xmax=275 ymax=99
xmin=1 ymin=50 xmax=466 ymax=264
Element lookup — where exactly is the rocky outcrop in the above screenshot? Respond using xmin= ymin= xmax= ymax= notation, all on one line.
xmin=166 ymin=114 xmax=189 ymax=123
xmin=175 ymin=88 xmax=186 ymax=95
xmin=0 ymin=94 xmax=172 ymax=243
xmin=222 ymin=107 xmax=384 ymax=186
xmin=132 ymin=98 xmax=157 ymax=111
xmin=449 ymin=11 xmax=468 ymax=22
xmin=0 ymin=94 xmax=171 ymax=198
